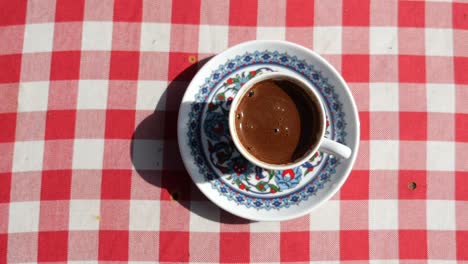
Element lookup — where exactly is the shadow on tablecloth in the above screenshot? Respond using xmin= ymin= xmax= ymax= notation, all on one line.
xmin=130 ymin=56 xmax=252 ymax=225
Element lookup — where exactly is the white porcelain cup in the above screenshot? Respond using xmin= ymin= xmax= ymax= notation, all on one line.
xmin=228 ymin=72 xmax=352 ymax=170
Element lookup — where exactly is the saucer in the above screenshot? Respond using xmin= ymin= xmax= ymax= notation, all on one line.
xmin=177 ymin=40 xmax=360 ymax=221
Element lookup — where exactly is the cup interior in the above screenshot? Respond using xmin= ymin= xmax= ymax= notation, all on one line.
xmin=229 ymin=72 xmax=326 ymax=170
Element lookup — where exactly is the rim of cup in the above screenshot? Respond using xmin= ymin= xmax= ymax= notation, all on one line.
xmin=228 ymin=72 xmax=327 ymax=171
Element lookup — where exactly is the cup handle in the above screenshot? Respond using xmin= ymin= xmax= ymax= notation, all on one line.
xmin=318 ymin=138 xmax=352 ymax=159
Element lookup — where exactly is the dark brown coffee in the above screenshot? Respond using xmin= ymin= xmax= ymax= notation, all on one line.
xmin=234 ymin=79 xmax=322 ymax=164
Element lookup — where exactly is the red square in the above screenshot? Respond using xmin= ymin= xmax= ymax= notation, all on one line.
xmin=399 ymin=230 xmax=427 ymax=259
xmin=399 ymin=1 xmax=425 ymax=27
xmin=0 ymin=54 xmax=21 ymax=83
xmin=0 ymin=234 xmax=6 ymax=264
xmin=455 ymin=57 xmax=468 ymax=84
xmin=453 ymin=3 xmax=468 ymax=30
xmin=80 ymin=51 xmax=110 ymax=79
xmin=45 ymin=110 xmax=76 ymax=140
xmin=340 ymin=230 xmax=369 ymax=260
xmin=229 ymin=0 xmax=257 ymax=26
xmin=458 ymin=231 xmax=468 ymax=260
xmin=50 ymin=51 xmax=81 ymax=80
xmin=280 ymin=231 xmax=310 ymax=262
xmin=160 ymin=171 xmax=191 ymax=201
xmin=159 ymin=231 xmax=189 ymax=262
xmin=99 ymin=230 xmax=129 ymax=261
xmin=220 ymin=232 xmax=250 ymax=262
xmin=400 ymin=112 xmax=427 ymax=140
xmin=286 ymin=0 xmax=314 ymax=26
xmin=360 ymin=112 xmax=369 ymax=140
xmin=0 ymin=173 xmax=11 ymax=203
xmin=0 ymin=0 xmax=27 ymax=26
xmin=168 ymin=52 xmax=199 ymax=81
xmin=38 ymin=231 xmax=69 ymax=262
xmin=399 ymin=170 xmax=426 ymax=199
xmin=341 ymin=170 xmax=369 ymax=200
xmin=53 ymin=22 xmax=82 ymax=51
xmin=110 ymin=51 xmax=140 ymax=80
xmin=343 ymin=0 xmax=370 ymax=26
xmin=456 ymin=172 xmax=468 ymax=201
xmin=399 ymin=55 xmax=426 ymax=83
xmin=342 ymin=55 xmax=369 ymax=82
xmin=114 ymin=0 xmax=143 ymax=22
xmin=171 ymin=0 xmax=201 ymax=24
xmin=0 ymin=113 xmax=16 ymax=143
xmin=101 ymin=169 xmax=131 ymax=199
xmin=104 ymin=110 xmax=135 ymax=139
xmin=55 ymin=0 xmax=84 ymax=21
xmin=41 ymin=170 xmax=72 ymax=200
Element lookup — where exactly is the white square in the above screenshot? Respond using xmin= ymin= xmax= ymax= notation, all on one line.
xmin=370 ymin=27 xmax=398 ymax=55
xmin=249 ymin=220 xmax=280 ymax=233
xmin=131 ymin=140 xmax=163 ymax=170
xmin=370 ymin=140 xmax=399 ymax=170
xmin=427 ymin=141 xmax=455 ymax=171
xmin=256 ymin=27 xmax=286 ymax=41
xmin=13 ymin=141 xmax=44 ymax=172
xmin=369 ymin=82 xmax=399 ymax=111
xmin=23 ymin=23 xmax=54 ymax=53
xmin=136 ymin=81 xmax=167 ymax=111
xmin=369 ymin=200 xmax=398 ymax=230
xmin=140 ymin=23 xmax=171 ymax=52
xmin=426 ymin=84 xmax=455 ymax=113
xmin=313 ymin=27 xmax=342 ymax=54
xmin=370 ymin=261 xmax=399 ymax=264
xmin=198 ymin=25 xmax=229 ymax=53
xmin=428 ymin=261 xmax=457 ymax=264
xmin=427 ymin=200 xmax=455 ymax=230
xmin=189 ymin=201 xmax=220 ymax=232
xmin=72 ymin=139 xmax=104 ymax=169
xmin=77 ymin=80 xmax=109 ymax=109
xmin=310 ymin=200 xmax=339 ymax=230
xmin=18 ymin=81 xmax=49 ymax=112
xmin=69 ymin=200 xmax=101 ymax=230
xmin=82 ymin=22 xmax=113 ymax=51
xmin=425 ymin=28 xmax=453 ymax=56
xmin=129 ymin=200 xmax=160 ymax=231
xmin=8 ymin=201 xmax=40 ymax=233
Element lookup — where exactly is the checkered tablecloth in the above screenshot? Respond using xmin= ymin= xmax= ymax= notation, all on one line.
xmin=0 ymin=0 xmax=467 ymax=263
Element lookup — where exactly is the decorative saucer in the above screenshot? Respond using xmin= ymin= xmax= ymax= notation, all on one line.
xmin=177 ymin=40 xmax=360 ymax=221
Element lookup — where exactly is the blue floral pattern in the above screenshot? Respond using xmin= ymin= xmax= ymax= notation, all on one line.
xmin=186 ymin=50 xmax=346 ymax=209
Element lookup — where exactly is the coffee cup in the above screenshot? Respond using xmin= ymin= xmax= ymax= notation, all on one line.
xmin=228 ymin=72 xmax=351 ymax=170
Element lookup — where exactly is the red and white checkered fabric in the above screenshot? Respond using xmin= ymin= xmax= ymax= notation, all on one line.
xmin=0 ymin=0 xmax=467 ymax=263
